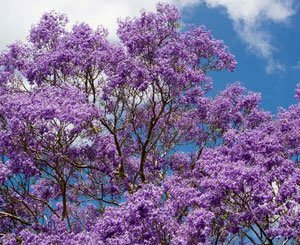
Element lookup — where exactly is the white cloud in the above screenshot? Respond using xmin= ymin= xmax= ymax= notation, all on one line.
xmin=199 ymin=0 xmax=295 ymax=73
xmin=0 ymin=0 xmax=197 ymax=48
xmin=0 ymin=0 xmax=296 ymax=73
xmin=202 ymin=0 xmax=294 ymax=23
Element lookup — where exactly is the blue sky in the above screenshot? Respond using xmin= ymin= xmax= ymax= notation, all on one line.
xmin=180 ymin=1 xmax=299 ymax=114
xmin=0 ymin=0 xmax=298 ymax=113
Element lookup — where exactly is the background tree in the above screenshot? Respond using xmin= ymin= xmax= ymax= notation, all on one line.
xmin=0 ymin=3 xmax=299 ymax=244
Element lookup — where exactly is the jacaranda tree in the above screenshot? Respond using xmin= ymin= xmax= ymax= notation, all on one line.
xmin=0 ymin=3 xmax=299 ymax=244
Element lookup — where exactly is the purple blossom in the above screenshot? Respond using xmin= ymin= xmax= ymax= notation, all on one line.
xmin=0 ymin=3 xmax=299 ymax=244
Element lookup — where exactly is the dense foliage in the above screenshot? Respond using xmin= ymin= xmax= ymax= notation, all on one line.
xmin=0 ymin=4 xmax=299 ymax=244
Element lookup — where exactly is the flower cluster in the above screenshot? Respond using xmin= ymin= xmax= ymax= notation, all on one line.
xmin=0 ymin=3 xmax=299 ymax=244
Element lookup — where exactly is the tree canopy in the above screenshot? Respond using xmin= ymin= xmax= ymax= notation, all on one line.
xmin=0 ymin=3 xmax=299 ymax=244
